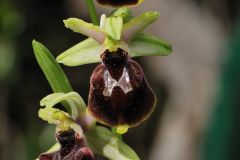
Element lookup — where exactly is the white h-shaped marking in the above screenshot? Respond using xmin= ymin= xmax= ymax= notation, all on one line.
xmin=103 ymin=68 xmax=133 ymax=96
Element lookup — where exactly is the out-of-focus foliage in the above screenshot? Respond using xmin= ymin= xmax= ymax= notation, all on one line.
xmin=0 ymin=41 xmax=15 ymax=80
xmin=201 ymin=24 xmax=240 ymax=160
xmin=0 ymin=0 xmax=23 ymax=81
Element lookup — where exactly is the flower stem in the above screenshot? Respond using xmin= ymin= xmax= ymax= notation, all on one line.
xmin=85 ymin=0 xmax=99 ymax=25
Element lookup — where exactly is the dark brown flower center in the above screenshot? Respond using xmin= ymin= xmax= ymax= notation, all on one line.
xmin=56 ymin=129 xmax=75 ymax=150
xmin=101 ymin=48 xmax=128 ymax=80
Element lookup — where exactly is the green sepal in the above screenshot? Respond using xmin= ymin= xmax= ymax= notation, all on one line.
xmin=56 ymin=38 xmax=101 ymax=66
xmin=105 ymin=16 xmax=123 ymax=41
xmin=40 ymin=92 xmax=86 ymax=120
xmin=32 ymin=40 xmax=73 ymax=112
xmin=63 ymin=18 xmax=105 ymax=43
xmin=122 ymin=11 xmax=160 ymax=42
xmin=110 ymin=7 xmax=133 ymax=23
xmin=129 ymin=33 xmax=172 ymax=57
xmin=86 ymin=126 xmax=140 ymax=160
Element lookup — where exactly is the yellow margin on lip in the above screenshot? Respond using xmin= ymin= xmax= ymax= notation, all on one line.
xmin=97 ymin=0 xmax=145 ymax=8
xmin=138 ymin=0 xmax=144 ymax=5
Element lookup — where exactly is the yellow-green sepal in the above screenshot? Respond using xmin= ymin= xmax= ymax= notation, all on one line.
xmin=63 ymin=18 xmax=105 ymax=43
xmin=122 ymin=11 xmax=160 ymax=42
xmin=56 ymin=38 xmax=101 ymax=66
xmin=129 ymin=33 xmax=172 ymax=57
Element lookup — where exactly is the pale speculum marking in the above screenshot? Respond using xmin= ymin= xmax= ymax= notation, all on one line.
xmin=103 ymin=67 xmax=133 ymax=96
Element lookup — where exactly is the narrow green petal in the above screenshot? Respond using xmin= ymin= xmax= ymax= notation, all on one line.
xmin=86 ymin=126 xmax=140 ymax=160
xmin=64 ymin=18 xmax=105 ymax=43
xmin=57 ymin=38 xmax=101 ymax=66
xmin=40 ymin=92 xmax=86 ymax=120
xmin=32 ymin=40 xmax=73 ymax=112
xmin=122 ymin=11 xmax=160 ymax=42
xmin=129 ymin=33 xmax=172 ymax=57
xmin=105 ymin=16 xmax=123 ymax=41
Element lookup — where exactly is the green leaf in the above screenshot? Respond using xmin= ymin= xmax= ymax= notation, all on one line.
xmin=86 ymin=126 xmax=140 ymax=160
xmin=63 ymin=18 xmax=105 ymax=43
xmin=122 ymin=11 xmax=160 ymax=42
xmin=56 ymin=38 xmax=101 ymax=66
xmin=40 ymin=92 xmax=86 ymax=120
xmin=105 ymin=16 xmax=123 ymax=41
xmin=32 ymin=40 xmax=73 ymax=112
xmin=129 ymin=33 xmax=172 ymax=57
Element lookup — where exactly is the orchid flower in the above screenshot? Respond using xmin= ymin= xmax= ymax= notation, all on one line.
xmin=56 ymin=8 xmax=171 ymax=134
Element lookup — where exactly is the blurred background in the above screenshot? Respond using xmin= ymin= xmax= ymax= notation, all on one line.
xmin=0 ymin=0 xmax=240 ymax=159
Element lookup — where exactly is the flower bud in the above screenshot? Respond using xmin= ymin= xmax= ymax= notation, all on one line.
xmin=88 ymin=48 xmax=156 ymax=128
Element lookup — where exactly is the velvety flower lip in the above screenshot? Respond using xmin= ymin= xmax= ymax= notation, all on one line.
xmin=96 ymin=0 xmax=144 ymax=7
xmin=87 ymin=48 xmax=157 ymax=128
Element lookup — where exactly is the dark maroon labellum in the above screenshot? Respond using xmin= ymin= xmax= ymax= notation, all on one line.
xmin=96 ymin=0 xmax=139 ymax=7
xmin=88 ymin=48 xmax=156 ymax=127
xmin=39 ymin=129 xmax=95 ymax=160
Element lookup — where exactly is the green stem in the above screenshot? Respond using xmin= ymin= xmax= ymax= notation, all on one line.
xmin=85 ymin=0 xmax=99 ymax=25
